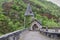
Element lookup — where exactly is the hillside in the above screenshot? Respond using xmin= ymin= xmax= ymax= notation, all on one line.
xmin=0 ymin=0 xmax=60 ymax=35
xmin=47 ymin=0 xmax=60 ymax=7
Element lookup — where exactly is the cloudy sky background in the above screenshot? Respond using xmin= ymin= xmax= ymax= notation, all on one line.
xmin=47 ymin=0 xmax=60 ymax=7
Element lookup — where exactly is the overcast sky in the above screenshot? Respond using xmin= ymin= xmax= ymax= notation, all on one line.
xmin=47 ymin=0 xmax=60 ymax=7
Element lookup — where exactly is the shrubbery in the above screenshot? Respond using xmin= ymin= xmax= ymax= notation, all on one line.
xmin=0 ymin=0 xmax=60 ymax=35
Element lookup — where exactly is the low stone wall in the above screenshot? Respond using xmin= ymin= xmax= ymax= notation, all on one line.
xmin=40 ymin=29 xmax=60 ymax=32
xmin=0 ymin=28 xmax=28 ymax=40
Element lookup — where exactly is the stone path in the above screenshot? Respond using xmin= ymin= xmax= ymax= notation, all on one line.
xmin=20 ymin=31 xmax=60 ymax=40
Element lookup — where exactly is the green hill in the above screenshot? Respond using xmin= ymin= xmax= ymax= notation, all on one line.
xmin=0 ymin=0 xmax=60 ymax=35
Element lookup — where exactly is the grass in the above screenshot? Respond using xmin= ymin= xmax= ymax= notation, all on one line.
xmin=30 ymin=0 xmax=60 ymax=17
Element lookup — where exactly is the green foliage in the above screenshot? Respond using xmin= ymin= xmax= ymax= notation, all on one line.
xmin=0 ymin=0 xmax=26 ymax=35
xmin=0 ymin=14 xmax=12 ymax=34
xmin=30 ymin=0 xmax=60 ymax=17
xmin=0 ymin=0 xmax=60 ymax=35
xmin=42 ymin=18 xmax=59 ymax=27
xmin=36 ymin=14 xmax=60 ymax=28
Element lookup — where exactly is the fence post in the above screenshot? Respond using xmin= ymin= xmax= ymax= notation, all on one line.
xmin=46 ymin=27 xmax=48 ymax=31
xmin=55 ymin=28 xmax=58 ymax=32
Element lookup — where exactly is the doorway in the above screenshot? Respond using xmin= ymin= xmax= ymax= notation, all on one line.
xmin=32 ymin=24 xmax=39 ymax=31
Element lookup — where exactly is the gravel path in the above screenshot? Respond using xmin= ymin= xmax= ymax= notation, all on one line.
xmin=20 ymin=31 xmax=60 ymax=40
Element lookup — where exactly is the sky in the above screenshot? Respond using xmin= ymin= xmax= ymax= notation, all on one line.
xmin=47 ymin=0 xmax=60 ymax=7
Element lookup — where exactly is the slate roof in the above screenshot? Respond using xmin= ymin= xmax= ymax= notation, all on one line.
xmin=25 ymin=4 xmax=34 ymax=16
xmin=29 ymin=18 xmax=42 ymax=25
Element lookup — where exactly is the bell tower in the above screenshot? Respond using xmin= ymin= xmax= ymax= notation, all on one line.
xmin=24 ymin=3 xmax=34 ymax=28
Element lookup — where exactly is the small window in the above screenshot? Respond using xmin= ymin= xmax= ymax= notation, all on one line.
xmin=30 ymin=11 xmax=32 ymax=13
